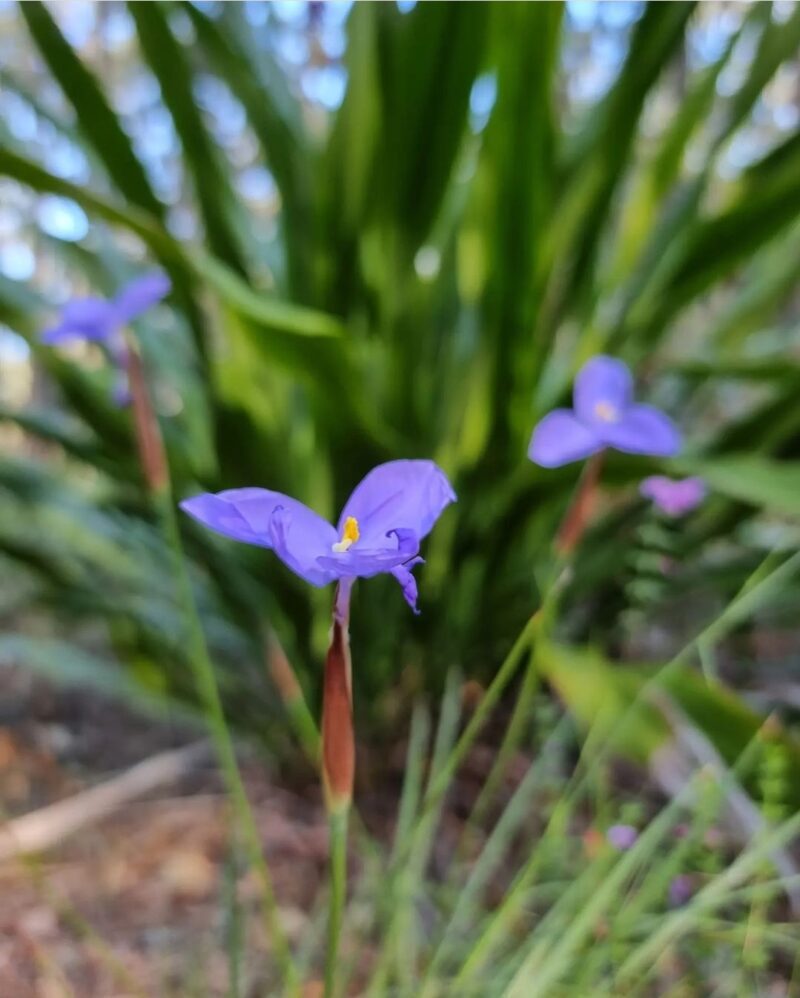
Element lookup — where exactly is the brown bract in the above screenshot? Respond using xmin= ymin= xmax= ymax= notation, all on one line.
xmin=321 ymin=618 xmax=354 ymax=813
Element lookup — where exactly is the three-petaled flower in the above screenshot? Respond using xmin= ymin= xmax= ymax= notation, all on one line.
xmin=528 ymin=355 xmax=681 ymax=468
xmin=640 ymin=476 xmax=705 ymax=517
xmin=41 ymin=272 xmax=171 ymax=405
xmin=180 ymin=460 xmax=456 ymax=614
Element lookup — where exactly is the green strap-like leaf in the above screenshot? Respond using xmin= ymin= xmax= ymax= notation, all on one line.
xmin=182 ymin=1 xmax=316 ymax=299
xmin=20 ymin=0 xmax=164 ymax=219
xmin=0 ymin=146 xmax=344 ymax=341
xmin=127 ymin=1 xmax=250 ymax=274
xmin=674 ymin=454 xmax=800 ymax=517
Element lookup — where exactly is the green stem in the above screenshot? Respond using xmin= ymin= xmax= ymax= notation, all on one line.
xmin=466 ymin=648 xmax=539 ymax=830
xmin=465 ymin=452 xmax=601 ymax=834
xmin=156 ymin=488 xmax=299 ymax=995
xmin=461 ymin=557 xmax=569 ymax=839
xmin=421 ymin=613 xmax=539 ymax=818
xmin=325 ymin=806 xmax=350 ymax=998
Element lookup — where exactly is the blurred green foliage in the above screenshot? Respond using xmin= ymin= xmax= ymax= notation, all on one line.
xmin=1 ymin=1 xmax=800 ymax=736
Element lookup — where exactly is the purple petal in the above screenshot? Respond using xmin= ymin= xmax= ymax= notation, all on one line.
xmin=113 ymin=271 xmax=171 ymax=323
xmin=527 ymin=409 xmax=603 ymax=468
xmin=339 ymin=460 xmax=456 ymax=547
xmin=180 ymin=488 xmax=337 ymax=586
xmin=601 ymin=404 xmax=681 ymax=457
xmin=41 ymin=298 xmax=118 ymax=344
xmin=574 ymin=356 xmax=634 ymax=424
xmin=316 ymin=528 xmax=420 ymax=580
xmin=640 ymin=476 xmax=705 ymax=517
xmin=391 ymin=556 xmax=424 ymax=614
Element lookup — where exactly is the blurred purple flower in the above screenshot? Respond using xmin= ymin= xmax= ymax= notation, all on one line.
xmin=606 ymin=824 xmax=638 ymax=851
xmin=669 ymin=874 xmax=693 ymax=906
xmin=41 ymin=272 xmax=170 ymax=407
xmin=41 ymin=272 xmax=170 ymax=345
xmin=528 ymin=356 xmax=681 ymax=468
xmin=640 ymin=476 xmax=705 ymax=517
xmin=180 ymin=460 xmax=456 ymax=613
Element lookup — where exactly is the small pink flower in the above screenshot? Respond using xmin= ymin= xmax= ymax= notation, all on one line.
xmin=640 ymin=476 xmax=706 ymax=517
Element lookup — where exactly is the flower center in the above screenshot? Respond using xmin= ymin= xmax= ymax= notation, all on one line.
xmin=332 ymin=516 xmax=360 ymax=553
xmin=593 ymin=400 xmax=619 ymax=423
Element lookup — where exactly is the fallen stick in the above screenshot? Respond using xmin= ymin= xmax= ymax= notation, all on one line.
xmin=0 ymin=740 xmax=211 ymax=863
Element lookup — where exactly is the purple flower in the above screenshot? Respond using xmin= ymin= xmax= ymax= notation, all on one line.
xmin=180 ymin=460 xmax=456 ymax=613
xmin=41 ymin=272 xmax=170 ymax=345
xmin=528 ymin=356 xmax=681 ymax=468
xmin=41 ymin=272 xmax=171 ymax=406
xmin=640 ymin=476 xmax=705 ymax=517
xmin=606 ymin=824 xmax=638 ymax=851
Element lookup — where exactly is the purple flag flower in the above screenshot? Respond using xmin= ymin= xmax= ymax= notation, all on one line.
xmin=640 ymin=476 xmax=705 ymax=517
xmin=528 ymin=356 xmax=681 ymax=468
xmin=606 ymin=824 xmax=638 ymax=851
xmin=41 ymin=272 xmax=171 ymax=345
xmin=180 ymin=460 xmax=456 ymax=613
xmin=41 ymin=272 xmax=171 ymax=406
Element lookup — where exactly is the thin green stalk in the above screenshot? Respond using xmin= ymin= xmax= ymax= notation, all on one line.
xmin=465 ymin=644 xmax=540 ymax=838
xmin=156 ymin=488 xmax=299 ymax=995
xmin=463 ymin=454 xmax=592 ymax=836
xmin=264 ymin=630 xmax=321 ymax=763
xmin=420 ymin=714 xmax=574 ymax=993
xmin=366 ymin=672 xmax=462 ymax=997
xmin=615 ymin=808 xmax=800 ymax=987
xmin=449 ymin=774 xmax=587 ymax=987
xmin=325 ymin=807 xmax=350 ymax=998
xmin=418 ymin=614 xmax=538 ymax=823
xmin=447 ymin=549 xmax=800 ymax=991
xmin=25 ymin=857 xmax=147 ymax=998
xmin=362 ymin=622 xmax=537 ymax=995
xmin=502 ymin=782 xmax=696 ymax=998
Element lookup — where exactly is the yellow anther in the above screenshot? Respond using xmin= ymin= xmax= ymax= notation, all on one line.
xmin=332 ymin=516 xmax=360 ymax=553
xmin=593 ymin=400 xmax=619 ymax=423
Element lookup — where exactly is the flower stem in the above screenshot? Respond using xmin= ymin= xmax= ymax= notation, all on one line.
xmin=265 ymin=631 xmax=321 ymax=764
xmin=465 ymin=645 xmax=538 ymax=830
xmin=125 ymin=333 xmax=299 ymax=990
xmin=555 ymin=450 xmax=605 ymax=555
xmin=418 ymin=612 xmax=539 ymax=824
xmin=156 ymin=489 xmax=299 ymax=994
xmin=324 ymin=806 xmax=349 ymax=998
xmin=468 ymin=453 xmax=605 ymax=830
xmin=322 ymin=583 xmax=355 ymax=997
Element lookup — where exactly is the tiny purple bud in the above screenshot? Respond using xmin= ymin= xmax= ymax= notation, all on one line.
xmin=606 ymin=824 xmax=638 ymax=851
xmin=669 ymin=874 xmax=693 ymax=906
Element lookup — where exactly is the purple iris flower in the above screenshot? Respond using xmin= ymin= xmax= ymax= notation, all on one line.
xmin=528 ymin=356 xmax=681 ymax=468
xmin=640 ymin=476 xmax=705 ymax=517
xmin=41 ymin=272 xmax=171 ymax=406
xmin=180 ymin=460 xmax=456 ymax=614
xmin=606 ymin=824 xmax=639 ymax=851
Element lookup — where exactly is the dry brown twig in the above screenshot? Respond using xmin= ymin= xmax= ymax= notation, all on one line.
xmin=0 ymin=741 xmax=210 ymax=863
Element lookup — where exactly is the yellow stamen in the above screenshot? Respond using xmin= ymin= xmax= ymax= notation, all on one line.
xmin=332 ymin=516 xmax=360 ymax=553
xmin=594 ymin=400 xmax=619 ymax=423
